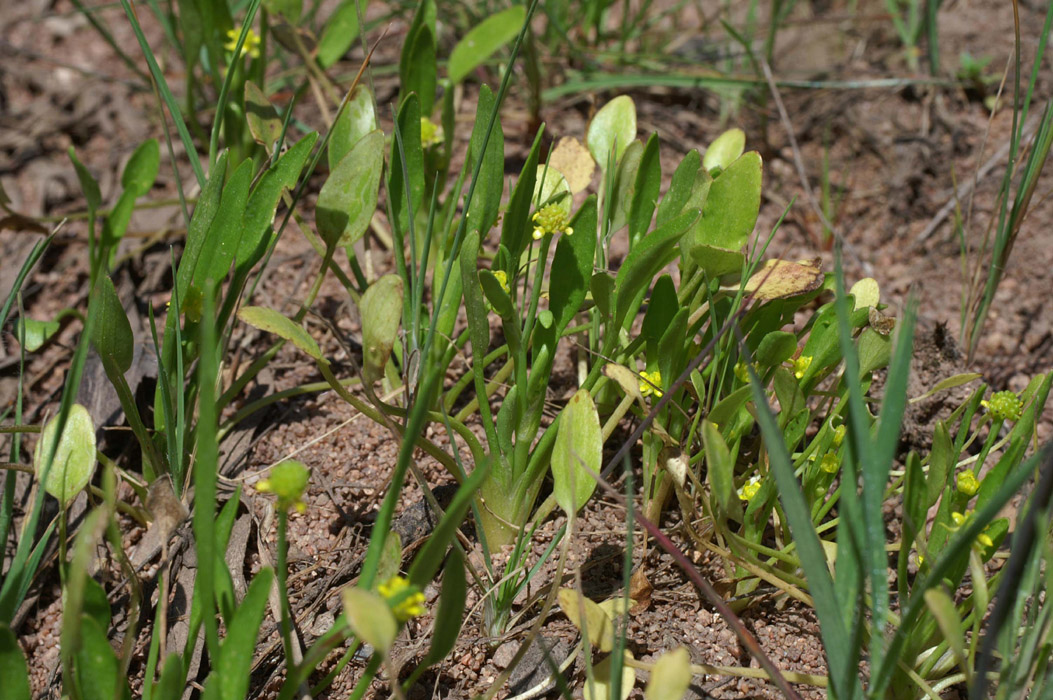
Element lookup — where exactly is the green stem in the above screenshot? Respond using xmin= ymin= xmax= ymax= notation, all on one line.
xmin=276 ymin=510 xmax=295 ymax=664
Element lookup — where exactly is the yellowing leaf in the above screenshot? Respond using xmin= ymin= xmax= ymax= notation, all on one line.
xmin=549 ymin=136 xmax=595 ymax=193
xmin=644 ymin=647 xmax=692 ymax=700
xmin=558 ymin=588 xmax=614 ymax=651
xmin=342 ymin=587 xmax=397 ymax=655
xmin=743 ymin=258 xmax=824 ymax=301
xmin=551 ymin=389 xmax=601 ymax=515
xmin=603 ymin=364 xmax=643 ymax=402
xmin=584 ymin=651 xmax=636 ymax=700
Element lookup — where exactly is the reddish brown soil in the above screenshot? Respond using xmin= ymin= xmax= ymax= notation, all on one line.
xmin=2 ymin=0 xmax=1052 ymax=698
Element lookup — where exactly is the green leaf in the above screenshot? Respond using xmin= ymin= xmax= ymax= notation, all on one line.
xmin=34 ymin=404 xmax=97 ymax=507
xmin=644 ymin=647 xmax=692 ymax=700
xmin=317 ymin=0 xmax=361 ymax=67
xmin=466 ymin=84 xmax=504 ymax=236
xmin=155 ymin=654 xmax=184 ymax=700
xmin=75 ymin=615 xmax=131 ymax=700
xmin=317 ymin=129 xmax=384 ymax=250
xmin=613 ymin=208 xmax=699 ymax=331
xmin=703 ymin=420 xmax=741 ymax=523
xmin=587 ymin=95 xmax=636 ymax=171
xmin=628 ymin=133 xmax=661 ymax=247
xmin=376 ymin=531 xmax=403 ymax=588
xmin=909 ymin=373 xmax=982 ymax=404
xmin=479 ymin=269 xmax=515 ymax=320
xmin=263 ymin=0 xmax=301 ymax=23
xmin=236 ymin=133 xmax=317 ymax=275
xmin=642 ymin=275 xmax=678 ymax=357
xmin=389 ymin=93 xmax=424 ymax=238
xmin=359 ymin=275 xmax=404 ymax=382
xmin=591 ymin=272 xmax=614 ymax=321
xmin=607 ymin=139 xmax=642 ymax=234
xmin=175 ymin=152 xmax=228 ymax=303
xmin=421 ymin=548 xmax=466 ymax=667
xmin=657 ymin=150 xmax=701 ymax=226
xmin=448 ymin=5 xmax=525 ymax=84
xmin=755 ymin=331 xmax=797 ymax=368
xmin=688 ymin=245 xmax=744 ymax=278
xmin=197 ymin=157 xmax=254 ymax=287
xmin=548 ymin=196 xmax=597 ymax=334
xmin=551 ymin=389 xmax=601 ymax=515
xmin=499 ymin=128 xmax=544 ymax=263
xmin=558 ymin=588 xmax=614 ymax=651
xmin=0 ymin=623 xmax=31 ymax=700
xmin=923 ymin=588 xmax=968 ymax=677
xmin=68 ymin=148 xmax=101 ymax=214
xmin=857 ymin=327 xmax=892 ymax=376
xmin=342 ymin=588 xmax=397 ymax=655
xmin=399 ymin=20 xmax=436 ymax=115
xmin=80 ymin=576 xmax=111 ymax=631
xmin=703 ymin=128 xmax=745 ymax=172
xmin=208 ymin=568 xmax=274 ymax=700
xmin=692 ymin=151 xmax=761 ymax=251
xmin=238 ymin=306 xmax=325 ymax=362
xmin=329 ymin=85 xmax=376 ymax=171
xmin=244 ymin=82 xmax=282 ymax=153
xmin=121 ymin=138 xmax=161 ymax=196
xmin=14 ymin=317 xmax=61 ymax=352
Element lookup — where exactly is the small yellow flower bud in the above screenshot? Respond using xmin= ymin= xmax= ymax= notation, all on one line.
xmin=981 ymin=390 xmax=1024 ymax=422
xmin=977 ymin=533 xmax=994 ymax=549
xmin=956 ymin=470 xmax=980 ymax=497
xmin=832 ymin=424 xmax=846 ymax=448
xmin=531 ymin=203 xmax=573 ymax=240
xmin=819 ymin=452 xmax=839 ymax=474
xmin=224 ymin=27 xmax=261 ymax=59
xmin=256 ymin=460 xmax=310 ymax=513
xmin=420 ymin=117 xmax=443 ymax=148
xmin=377 ymin=575 xmax=426 ymax=622
xmin=492 ymin=269 xmax=510 ymax=294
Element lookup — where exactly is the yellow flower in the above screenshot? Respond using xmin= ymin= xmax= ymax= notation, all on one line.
xmin=738 ymin=475 xmax=762 ymax=502
xmin=832 ymin=424 xmax=846 ymax=448
xmin=981 ymin=390 xmax=1024 ymax=422
xmin=378 ymin=575 xmax=426 ymax=622
xmin=492 ymin=269 xmax=510 ymax=294
xmin=225 ymin=27 xmax=261 ymax=60
xmin=420 ymin=117 xmax=443 ymax=148
xmin=793 ymin=355 xmax=813 ymax=380
xmin=639 ymin=370 xmax=663 ymax=398
xmin=956 ymin=470 xmax=980 ymax=497
xmin=531 ymin=203 xmax=573 ymax=240
xmin=256 ymin=460 xmax=310 ymax=513
xmin=819 ymin=451 xmax=839 ymax=474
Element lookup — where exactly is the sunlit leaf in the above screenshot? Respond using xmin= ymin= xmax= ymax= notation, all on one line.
xmin=743 ymin=258 xmax=824 ymax=301
xmin=0 ymin=624 xmax=30 ymax=700
xmin=329 ymin=85 xmax=376 ymax=171
xmin=447 ymin=5 xmax=525 ymax=84
xmin=238 ymin=306 xmax=325 ymax=362
xmin=342 ymin=587 xmax=397 ymax=655
xmin=703 ymin=128 xmax=745 ymax=172
xmin=317 ymin=0 xmax=361 ymax=67
xmin=551 ymin=389 xmax=601 ymax=514
xmin=587 ymin=95 xmax=636 ymax=171
xmin=317 ymin=129 xmax=384 ymax=250
xmin=558 ymin=588 xmax=614 ymax=651
xmin=34 ymin=404 xmax=97 ymax=507
xmin=548 ymin=136 xmax=595 ymax=193
xmin=359 ymin=275 xmax=404 ymax=382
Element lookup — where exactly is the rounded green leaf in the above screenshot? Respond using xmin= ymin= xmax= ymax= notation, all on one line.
xmin=587 ymin=95 xmax=636 ymax=172
xmin=644 ymin=647 xmax=692 ymax=700
xmin=342 ymin=587 xmax=397 ymax=655
xmin=702 ymin=128 xmax=745 ymax=173
xmin=317 ymin=129 xmax=384 ymax=250
xmin=359 ymin=275 xmax=404 ymax=381
xmin=551 ymin=389 xmax=601 ymax=515
xmin=755 ymin=331 xmax=798 ymax=368
xmin=448 ymin=6 xmax=526 ymax=84
xmin=34 ymin=404 xmax=97 ymax=507
xmin=329 ymin=85 xmax=376 ymax=171
xmin=695 ymin=151 xmax=762 ymax=251
xmin=238 ymin=306 xmax=325 ymax=362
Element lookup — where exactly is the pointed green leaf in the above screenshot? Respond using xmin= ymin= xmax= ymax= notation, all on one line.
xmin=238 ymin=306 xmax=325 ymax=362
xmin=329 ymin=85 xmax=376 ymax=171
xmin=448 ymin=6 xmax=525 ymax=84
xmin=317 ymin=0 xmax=362 ymax=67
xmin=209 ymin=567 xmax=274 ymax=700
xmin=399 ymin=17 xmax=436 ymax=114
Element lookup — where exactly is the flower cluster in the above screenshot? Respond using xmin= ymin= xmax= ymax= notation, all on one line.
xmin=793 ymin=355 xmax=813 ymax=380
xmin=639 ymin=370 xmax=663 ymax=398
xmin=224 ymin=27 xmax=261 ymax=60
xmin=956 ymin=470 xmax=980 ymax=497
xmin=950 ymin=510 xmax=994 ymax=548
xmin=738 ymin=475 xmax=762 ymax=502
xmin=378 ymin=575 xmax=426 ymax=622
xmin=256 ymin=460 xmax=310 ymax=513
xmin=531 ymin=203 xmax=573 ymax=240
xmin=981 ymin=390 xmax=1023 ymax=422
xmin=819 ymin=452 xmax=839 ymax=474
xmin=420 ymin=117 xmax=443 ymax=148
